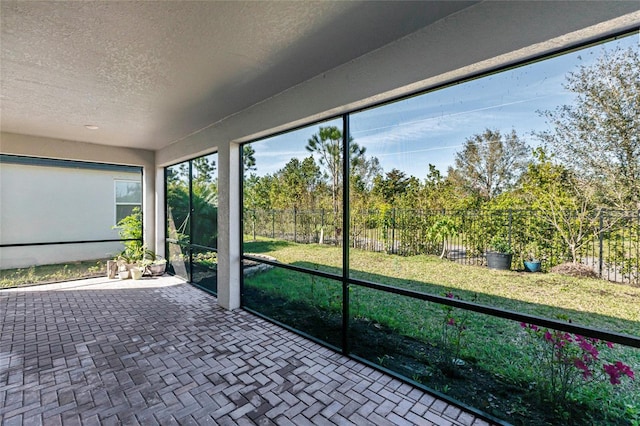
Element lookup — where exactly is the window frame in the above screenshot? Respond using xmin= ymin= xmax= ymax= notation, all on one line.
xmin=114 ymin=179 xmax=142 ymax=226
xmin=237 ymin=30 xmax=640 ymax=421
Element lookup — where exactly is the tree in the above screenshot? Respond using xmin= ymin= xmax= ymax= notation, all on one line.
xmin=538 ymin=46 xmax=640 ymax=210
xmin=191 ymin=181 xmax=218 ymax=247
xmin=449 ymin=128 xmax=529 ymax=201
xmin=165 ymin=157 xmax=218 ymax=246
xmin=351 ymin=155 xmax=381 ymax=191
xmin=372 ymin=168 xmax=419 ymax=206
xmin=306 ymin=126 xmax=366 ymax=214
xmin=350 ymin=155 xmax=382 ymax=212
xmin=166 ymin=163 xmax=189 ymax=186
xmin=521 ymin=148 xmax=602 ymax=263
xmin=243 ymin=145 xmax=257 ymax=173
xmin=166 ymin=166 xmax=190 ymax=240
xmin=244 ymin=173 xmax=275 ymax=211
xmin=190 ymin=156 xmax=218 ymax=246
xmin=192 ymin=156 xmax=217 ymax=187
xmin=420 ymin=164 xmax=468 ymax=211
xmin=274 ymin=156 xmax=321 ymax=210
xmin=427 ymin=216 xmax=457 ymax=259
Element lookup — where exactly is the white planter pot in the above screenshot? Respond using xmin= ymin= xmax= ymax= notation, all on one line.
xmin=130 ymin=267 xmax=144 ymax=280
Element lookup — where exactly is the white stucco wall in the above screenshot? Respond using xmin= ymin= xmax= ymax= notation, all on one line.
xmin=0 ymin=161 xmax=141 ymax=269
xmin=0 ymin=132 xmax=158 ymax=258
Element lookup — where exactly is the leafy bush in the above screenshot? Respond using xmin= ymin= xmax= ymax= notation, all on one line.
xmin=490 ymin=235 xmax=513 ymax=254
xmin=520 ymin=319 xmax=635 ymax=411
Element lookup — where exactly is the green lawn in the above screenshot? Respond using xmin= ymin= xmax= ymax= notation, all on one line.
xmin=244 ymin=237 xmax=640 ymax=331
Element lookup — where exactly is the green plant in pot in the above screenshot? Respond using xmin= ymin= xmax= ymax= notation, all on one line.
xmin=116 ymin=245 xmax=145 ymax=280
xmin=141 ymin=248 xmax=167 ymax=276
xmin=486 ymin=235 xmax=513 ymax=270
xmin=523 ymin=241 xmax=542 ymax=272
xmin=114 ymin=246 xmax=167 ymax=279
xmin=112 ymin=208 xmax=144 ymax=279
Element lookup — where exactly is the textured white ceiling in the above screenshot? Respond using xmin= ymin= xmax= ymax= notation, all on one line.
xmin=0 ymin=1 xmax=476 ymax=150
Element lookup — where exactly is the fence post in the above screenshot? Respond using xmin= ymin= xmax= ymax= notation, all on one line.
xmin=441 ymin=208 xmax=447 ymax=257
xmin=294 ymin=207 xmax=297 ymax=243
xmin=599 ymin=209 xmax=604 ymax=278
xmin=252 ymin=210 xmax=256 ymax=241
xmin=508 ymin=209 xmax=513 ymax=247
xmin=321 ymin=209 xmax=325 ymax=244
xmin=637 ymin=210 xmax=640 ymax=285
xmin=392 ymin=208 xmax=396 ymax=254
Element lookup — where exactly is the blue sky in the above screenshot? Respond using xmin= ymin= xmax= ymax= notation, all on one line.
xmin=250 ymin=34 xmax=638 ymax=180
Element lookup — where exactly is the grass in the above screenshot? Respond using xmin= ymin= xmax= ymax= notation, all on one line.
xmin=243 ymin=236 xmax=640 ymax=425
xmin=244 ymin=237 xmax=640 ymax=331
xmin=0 ymin=259 xmax=106 ymax=289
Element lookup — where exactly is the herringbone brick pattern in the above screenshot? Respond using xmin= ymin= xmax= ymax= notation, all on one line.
xmin=0 ymin=277 xmax=495 ymax=425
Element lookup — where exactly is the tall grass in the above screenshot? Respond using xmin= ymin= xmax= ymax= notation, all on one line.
xmin=0 ymin=259 xmax=105 ymax=288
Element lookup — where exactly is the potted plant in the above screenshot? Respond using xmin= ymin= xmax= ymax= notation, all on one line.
xmin=117 ymin=264 xmax=131 ymax=280
xmin=116 ymin=256 xmax=132 ymax=279
xmin=112 ymin=208 xmax=144 ymax=279
xmin=113 ymin=245 xmax=167 ymax=279
xmin=141 ymin=249 xmax=167 ymax=276
xmin=523 ymin=241 xmax=542 ymax=273
xmin=115 ymin=245 xmax=145 ymax=280
xmin=486 ymin=236 xmax=513 ymax=271
xmin=130 ymin=266 xmax=144 ymax=280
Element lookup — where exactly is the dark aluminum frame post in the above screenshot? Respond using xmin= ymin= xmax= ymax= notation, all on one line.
xmin=239 ymin=144 xmax=246 ymax=302
xmin=188 ymin=160 xmax=194 ymax=282
xmin=164 ymin=167 xmax=169 ymax=270
xmin=342 ymin=114 xmax=350 ymax=355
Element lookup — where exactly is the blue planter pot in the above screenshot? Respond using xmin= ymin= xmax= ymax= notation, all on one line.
xmin=524 ymin=260 xmax=542 ymax=273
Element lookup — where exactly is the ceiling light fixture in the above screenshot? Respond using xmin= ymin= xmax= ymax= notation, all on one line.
xmin=84 ymin=125 xmax=99 ymax=130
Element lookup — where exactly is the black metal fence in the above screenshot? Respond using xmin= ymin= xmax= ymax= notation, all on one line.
xmin=244 ymin=208 xmax=343 ymax=246
xmin=243 ymin=208 xmax=640 ymax=285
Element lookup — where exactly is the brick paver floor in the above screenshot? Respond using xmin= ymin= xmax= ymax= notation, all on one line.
xmin=0 ymin=277 xmax=496 ymax=425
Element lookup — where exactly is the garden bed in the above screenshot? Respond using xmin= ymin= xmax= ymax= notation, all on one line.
xmin=245 ymin=284 xmax=636 ymax=425
xmin=241 ymin=243 xmax=640 ymax=426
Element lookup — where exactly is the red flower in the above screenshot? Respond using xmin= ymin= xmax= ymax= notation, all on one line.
xmin=603 ymin=362 xmax=635 ymax=385
xmin=574 ymin=359 xmax=592 ymax=379
xmin=578 ymin=340 xmax=599 ymax=360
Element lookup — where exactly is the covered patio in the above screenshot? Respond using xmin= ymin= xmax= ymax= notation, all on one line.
xmin=2 ymin=2 xmax=639 ymax=424
xmin=0 ymin=277 xmax=490 ymax=425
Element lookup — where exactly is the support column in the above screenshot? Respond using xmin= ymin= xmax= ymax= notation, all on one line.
xmin=217 ymin=142 xmax=241 ymax=310
xmin=154 ymin=166 xmax=166 ymax=258
xmin=143 ymin=161 xmax=156 ymax=253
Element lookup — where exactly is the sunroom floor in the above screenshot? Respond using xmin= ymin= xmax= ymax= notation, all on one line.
xmin=0 ymin=276 xmax=496 ymax=426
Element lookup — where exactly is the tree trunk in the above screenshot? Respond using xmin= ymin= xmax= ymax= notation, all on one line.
xmin=439 ymin=238 xmax=447 ymax=259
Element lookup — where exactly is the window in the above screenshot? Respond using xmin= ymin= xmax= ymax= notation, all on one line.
xmin=165 ymin=154 xmax=218 ymax=292
xmin=240 ymin=33 xmax=640 ymax=425
xmin=115 ymin=180 xmax=142 ymax=224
